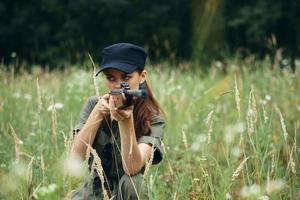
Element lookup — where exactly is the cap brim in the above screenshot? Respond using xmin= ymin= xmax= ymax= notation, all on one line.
xmin=95 ymin=62 xmax=138 ymax=76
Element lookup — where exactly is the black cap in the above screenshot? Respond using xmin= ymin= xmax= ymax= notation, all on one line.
xmin=96 ymin=43 xmax=147 ymax=76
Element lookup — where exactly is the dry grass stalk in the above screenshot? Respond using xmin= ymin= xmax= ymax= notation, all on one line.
xmin=51 ymin=98 xmax=58 ymax=138
xmin=62 ymin=131 xmax=72 ymax=154
xmin=270 ymin=151 xmax=275 ymax=176
xmin=161 ymin=141 xmax=174 ymax=176
xmin=246 ymin=88 xmax=254 ymax=136
xmin=278 ymin=111 xmax=288 ymax=142
xmin=182 ymin=128 xmax=188 ymax=149
xmin=234 ymin=74 xmax=241 ymax=119
xmin=142 ymin=142 xmax=155 ymax=192
xmin=205 ymin=110 xmax=214 ymax=144
xmin=232 ymin=157 xmax=249 ymax=181
xmin=294 ymin=123 xmax=297 ymax=155
xmin=287 ymin=146 xmax=296 ymax=174
xmin=205 ymin=110 xmax=214 ymax=126
xmin=27 ymin=157 xmax=34 ymax=186
xmin=88 ymin=53 xmax=100 ymax=97
xmin=64 ymin=119 xmax=75 ymax=154
xmin=207 ymin=119 xmax=213 ymax=145
xmin=36 ymin=77 xmax=42 ymax=114
xmin=87 ymin=144 xmax=109 ymax=200
xmin=143 ymin=146 xmax=155 ymax=180
xmin=261 ymin=104 xmax=268 ymax=124
xmin=9 ymin=123 xmax=22 ymax=163
xmin=41 ymin=153 xmax=45 ymax=185
xmin=251 ymin=91 xmax=257 ymax=124
xmin=239 ymin=133 xmax=244 ymax=149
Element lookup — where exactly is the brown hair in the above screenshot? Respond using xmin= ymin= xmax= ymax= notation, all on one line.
xmin=133 ymin=80 xmax=164 ymax=139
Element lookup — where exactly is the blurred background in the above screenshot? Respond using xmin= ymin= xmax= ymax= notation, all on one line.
xmin=1 ymin=0 xmax=299 ymax=71
xmin=1 ymin=1 xmax=300 ymax=199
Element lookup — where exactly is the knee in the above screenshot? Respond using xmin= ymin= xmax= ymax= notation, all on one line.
xmin=118 ymin=173 xmax=143 ymax=199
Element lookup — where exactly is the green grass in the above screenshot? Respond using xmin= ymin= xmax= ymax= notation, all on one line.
xmin=0 ymin=60 xmax=299 ymax=199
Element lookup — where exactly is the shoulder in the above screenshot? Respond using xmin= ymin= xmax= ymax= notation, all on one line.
xmin=87 ymin=96 xmax=99 ymax=105
xmin=81 ymin=96 xmax=99 ymax=113
xmin=151 ymin=114 xmax=165 ymax=125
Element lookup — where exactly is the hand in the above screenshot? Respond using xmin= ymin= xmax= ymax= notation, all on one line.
xmin=109 ymin=95 xmax=133 ymax=121
xmin=95 ymin=94 xmax=110 ymax=117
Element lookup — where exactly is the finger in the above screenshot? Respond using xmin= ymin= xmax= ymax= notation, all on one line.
xmin=121 ymin=105 xmax=134 ymax=111
xmin=101 ymin=99 xmax=110 ymax=110
xmin=102 ymin=94 xmax=110 ymax=100
xmin=110 ymin=110 xmax=122 ymax=121
xmin=117 ymin=110 xmax=131 ymax=119
xmin=109 ymin=95 xmax=117 ymax=111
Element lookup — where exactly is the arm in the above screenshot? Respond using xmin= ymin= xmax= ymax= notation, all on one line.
xmin=109 ymin=96 xmax=152 ymax=176
xmin=71 ymin=95 xmax=110 ymax=160
xmin=118 ymin=115 xmax=153 ymax=176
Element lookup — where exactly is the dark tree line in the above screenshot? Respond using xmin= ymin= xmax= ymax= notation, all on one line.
xmin=0 ymin=0 xmax=299 ymax=69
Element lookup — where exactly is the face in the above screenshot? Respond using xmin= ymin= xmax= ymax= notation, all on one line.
xmin=103 ymin=69 xmax=147 ymax=91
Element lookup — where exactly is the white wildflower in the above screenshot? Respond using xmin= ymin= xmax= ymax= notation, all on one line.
xmin=240 ymin=184 xmax=261 ymax=197
xmin=234 ymin=122 xmax=246 ymax=133
xmin=47 ymin=103 xmax=64 ymax=111
xmin=257 ymin=195 xmax=269 ymax=200
xmin=24 ymin=94 xmax=32 ymax=100
xmin=13 ymin=92 xmax=21 ymax=99
xmin=199 ymin=156 xmax=207 ymax=161
xmin=193 ymin=178 xmax=200 ymax=182
xmin=63 ymin=155 xmax=84 ymax=178
xmin=11 ymin=52 xmax=17 ymax=58
xmin=225 ymin=192 xmax=233 ymax=200
xmin=196 ymin=134 xmax=207 ymax=143
xmin=265 ymin=95 xmax=271 ymax=101
xmin=224 ymin=123 xmax=245 ymax=144
xmin=224 ymin=130 xmax=235 ymax=144
xmin=176 ymin=85 xmax=182 ymax=90
xmin=35 ymin=183 xmax=58 ymax=197
xmin=47 ymin=183 xmax=57 ymax=193
xmin=231 ymin=147 xmax=241 ymax=158
xmin=191 ymin=142 xmax=200 ymax=152
xmin=266 ymin=179 xmax=285 ymax=195
xmin=260 ymin=99 xmax=267 ymax=105
xmin=191 ymin=134 xmax=206 ymax=151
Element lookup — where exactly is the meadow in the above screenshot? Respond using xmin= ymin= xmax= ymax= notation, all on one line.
xmin=0 ymin=59 xmax=299 ymax=199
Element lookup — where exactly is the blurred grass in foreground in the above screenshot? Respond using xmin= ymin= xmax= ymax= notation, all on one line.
xmin=0 ymin=60 xmax=299 ymax=199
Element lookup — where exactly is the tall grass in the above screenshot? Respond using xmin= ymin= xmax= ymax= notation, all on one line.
xmin=0 ymin=59 xmax=299 ymax=199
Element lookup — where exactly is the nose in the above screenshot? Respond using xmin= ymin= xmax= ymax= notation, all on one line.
xmin=113 ymin=81 xmax=122 ymax=89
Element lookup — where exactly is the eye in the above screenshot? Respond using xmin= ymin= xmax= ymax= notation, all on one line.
xmin=106 ymin=75 xmax=115 ymax=82
xmin=122 ymin=75 xmax=132 ymax=81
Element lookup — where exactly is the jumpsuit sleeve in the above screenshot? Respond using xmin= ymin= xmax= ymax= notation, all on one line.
xmin=73 ymin=96 xmax=99 ymax=135
xmin=137 ymin=115 xmax=165 ymax=165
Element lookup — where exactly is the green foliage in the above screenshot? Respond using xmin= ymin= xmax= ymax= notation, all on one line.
xmin=1 ymin=1 xmax=299 ymax=69
xmin=224 ymin=0 xmax=300 ymax=63
xmin=0 ymin=60 xmax=299 ymax=199
xmin=0 ymin=0 xmax=190 ymax=68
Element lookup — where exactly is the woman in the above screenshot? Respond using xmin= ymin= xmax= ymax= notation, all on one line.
xmin=71 ymin=43 xmax=165 ymax=200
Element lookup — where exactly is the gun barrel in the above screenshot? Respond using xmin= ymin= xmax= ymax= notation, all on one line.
xmin=126 ymin=89 xmax=147 ymax=98
xmin=110 ymin=89 xmax=124 ymax=95
xmin=110 ymin=89 xmax=147 ymax=98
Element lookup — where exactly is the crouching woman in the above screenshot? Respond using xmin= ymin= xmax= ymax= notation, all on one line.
xmin=71 ymin=43 xmax=165 ymax=200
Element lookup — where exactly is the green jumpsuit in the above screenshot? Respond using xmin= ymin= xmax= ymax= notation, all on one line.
xmin=71 ymin=96 xmax=165 ymax=200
